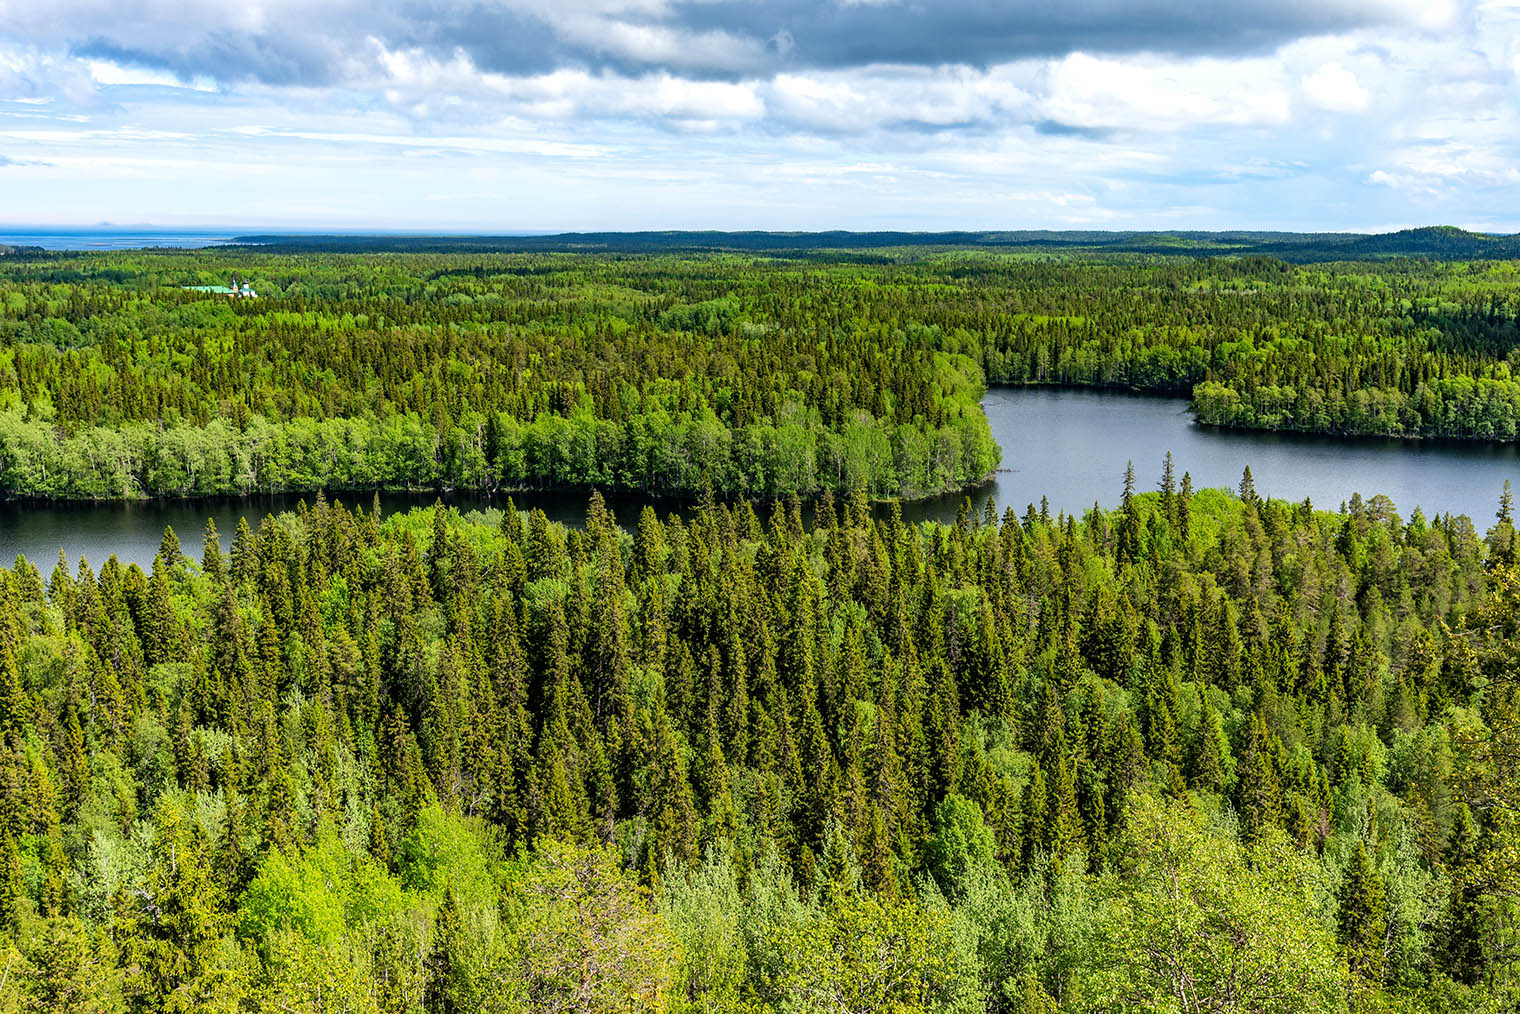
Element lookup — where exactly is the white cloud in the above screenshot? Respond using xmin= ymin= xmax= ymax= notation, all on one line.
xmin=1394 ymin=141 xmax=1520 ymax=182
xmin=86 ymin=58 xmax=216 ymax=91
xmin=1302 ymin=61 xmax=1370 ymax=112
xmin=222 ymin=125 xmax=607 ymax=159
xmin=1374 ymin=0 xmax=1462 ymax=29
xmin=554 ymin=16 xmax=768 ymax=75
xmin=764 ymin=67 xmax=1032 ymax=133
xmin=0 ymin=1 xmax=1515 ymax=230
xmin=1040 ymin=53 xmax=1292 ymax=131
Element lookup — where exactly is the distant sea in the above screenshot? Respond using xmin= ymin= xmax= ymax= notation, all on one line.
xmin=0 ymin=229 xmax=243 ymax=251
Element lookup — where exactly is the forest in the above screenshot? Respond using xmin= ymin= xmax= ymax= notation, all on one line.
xmin=0 ymin=251 xmax=999 ymax=501
xmin=0 ymin=460 xmax=1518 ymax=1011
xmin=3 ymin=246 xmax=1520 ymax=501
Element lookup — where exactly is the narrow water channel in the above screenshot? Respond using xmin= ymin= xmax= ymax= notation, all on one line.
xmin=4 ymin=386 xmax=1518 ymax=570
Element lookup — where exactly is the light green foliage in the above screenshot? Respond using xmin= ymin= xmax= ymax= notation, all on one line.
xmin=20 ymin=916 xmax=125 ymax=1014
xmin=661 ymin=848 xmax=759 ymax=1014
xmin=1097 ymin=796 xmax=1347 ymax=1014
xmin=237 ymin=831 xmax=367 ymax=954
xmin=396 ymin=806 xmax=503 ymax=917
xmin=764 ymin=885 xmax=970 ymax=1014
xmin=945 ymin=852 xmax=1104 ymax=1012
xmin=926 ymin=795 xmax=997 ymax=902
xmin=506 ymin=838 xmax=679 ymax=1014
xmin=249 ymin=929 xmax=381 ymax=1014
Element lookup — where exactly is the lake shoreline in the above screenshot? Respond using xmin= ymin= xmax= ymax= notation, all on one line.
xmin=0 ymin=471 xmax=1000 ymax=510
xmin=6 ymin=387 xmax=1518 ymax=569
xmin=998 ymin=381 xmax=1520 ymax=450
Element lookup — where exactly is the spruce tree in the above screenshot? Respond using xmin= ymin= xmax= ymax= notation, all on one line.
xmin=0 ymin=833 xmax=20 ymax=932
xmin=1338 ymin=838 xmax=1389 ymax=983
xmin=425 ymin=889 xmax=464 ymax=1014
xmin=1238 ymin=465 xmax=1258 ymax=505
xmin=157 ymin=525 xmax=182 ymax=568
xmin=1116 ymin=460 xmax=1140 ymax=563
xmin=1442 ymin=803 xmax=1488 ymax=984
xmin=1159 ymin=451 xmax=1176 ymax=527
xmin=1236 ymin=712 xmax=1283 ymax=846
xmin=1177 ymin=471 xmax=1193 ymax=544
xmin=1187 ymin=690 xmax=1229 ymax=793
xmin=201 ymin=517 xmax=223 ymax=581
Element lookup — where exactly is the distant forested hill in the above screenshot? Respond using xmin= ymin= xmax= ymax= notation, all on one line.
xmin=233 ymin=226 xmax=1520 ymax=260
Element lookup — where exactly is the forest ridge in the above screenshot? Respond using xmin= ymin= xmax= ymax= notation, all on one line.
xmin=218 ymin=226 xmax=1520 ymax=260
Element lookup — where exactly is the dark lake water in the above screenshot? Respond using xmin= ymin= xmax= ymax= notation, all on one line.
xmin=3 ymin=386 xmax=1518 ymax=570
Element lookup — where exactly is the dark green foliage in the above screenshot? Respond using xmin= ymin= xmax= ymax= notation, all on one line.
xmin=1338 ymin=839 xmax=1390 ymax=984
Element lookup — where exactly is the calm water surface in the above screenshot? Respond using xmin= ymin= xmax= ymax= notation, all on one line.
xmin=0 ymin=490 xmax=660 ymax=572
xmin=3 ymin=386 xmax=1518 ymax=569
xmin=902 ymin=387 xmax=1520 ymax=526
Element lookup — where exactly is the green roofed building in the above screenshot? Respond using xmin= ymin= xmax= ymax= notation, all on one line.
xmin=184 ymin=278 xmax=258 ymax=298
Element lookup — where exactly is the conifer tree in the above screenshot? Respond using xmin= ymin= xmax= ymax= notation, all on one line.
xmin=1338 ymin=838 xmax=1389 ymax=983
xmin=1239 ymin=466 xmax=1258 ymax=506
xmin=1236 ymin=712 xmax=1283 ymax=846
xmin=1159 ymin=451 xmax=1176 ymax=525
xmin=141 ymin=558 xmax=178 ymax=667
xmin=424 ymin=889 xmax=464 ymax=1014
xmin=1047 ymin=752 xmax=1084 ymax=860
xmin=0 ymin=833 xmax=20 ymax=932
xmin=122 ymin=800 xmax=227 ymax=1010
xmin=1442 ymin=802 xmax=1489 ymax=984
xmin=200 ymin=518 xmax=223 ymax=581
xmin=157 ymin=526 xmax=182 ymax=568
xmin=1177 ymin=471 xmax=1193 ymax=544
xmin=1187 ymin=690 xmax=1229 ymax=793
xmin=1116 ymin=460 xmax=1140 ymax=563
xmin=1020 ymin=761 xmax=1049 ymax=867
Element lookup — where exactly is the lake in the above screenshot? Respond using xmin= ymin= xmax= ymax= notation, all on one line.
xmin=902 ymin=387 xmax=1520 ymax=527
xmin=2 ymin=386 xmax=1518 ymax=569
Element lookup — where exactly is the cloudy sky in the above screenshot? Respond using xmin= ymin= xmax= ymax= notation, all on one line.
xmin=1 ymin=0 xmax=1517 ymax=231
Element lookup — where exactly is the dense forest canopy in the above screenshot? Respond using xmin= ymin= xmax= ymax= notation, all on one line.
xmin=0 ymin=250 xmax=1000 ymax=501
xmin=2 ymin=246 xmax=1519 ymax=502
xmin=2 ymin=243 xmax=1520 ymax=1010
xmin=1 ymin=467 xmax=1519 ymax=1011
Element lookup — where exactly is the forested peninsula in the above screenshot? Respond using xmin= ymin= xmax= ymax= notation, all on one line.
xmin=3 ymin=240 xmax=1520 ymax=502
xmin=0 ymin=252 xmax=998 ymax=501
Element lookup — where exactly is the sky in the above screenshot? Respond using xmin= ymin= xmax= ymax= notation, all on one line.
xmin=0 ymin=0 xmax=1517 ymax=232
